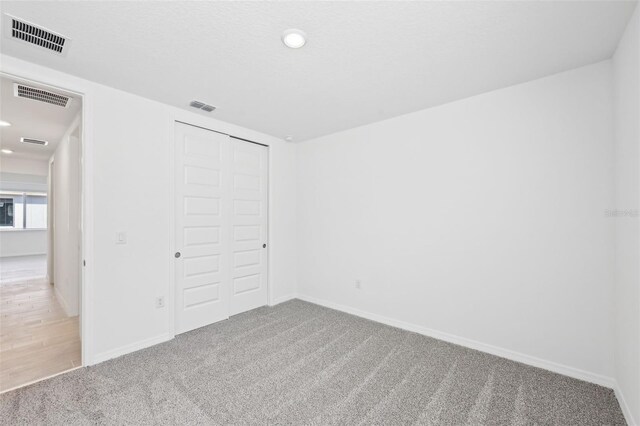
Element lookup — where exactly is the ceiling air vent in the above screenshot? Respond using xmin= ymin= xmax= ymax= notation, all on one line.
xmin=21 ymin=137 xmax=49 ymax=146
xmin=190 ymin=100 xmax=216 ymax=113
xmin=14 ymin=83 xmax=71 ymax=108
xmin=4 ymin=14 xmax=70 ymax=55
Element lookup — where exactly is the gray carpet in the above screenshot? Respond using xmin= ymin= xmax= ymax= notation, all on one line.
xmin=0 ymin=299 xmax=626 ymax=425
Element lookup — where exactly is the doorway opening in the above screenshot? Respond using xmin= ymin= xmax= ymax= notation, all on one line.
xmin=0 ymin=74 xmax=83 ymax=392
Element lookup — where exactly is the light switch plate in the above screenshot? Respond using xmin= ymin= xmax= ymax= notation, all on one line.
xmin=116 ymin=232 xmax=127 ymax=244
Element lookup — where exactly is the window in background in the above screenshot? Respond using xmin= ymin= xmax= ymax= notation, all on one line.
xmin=12 ymin=195 xmax=24 ymax=228
xmin=0 ymin=198 xmax=14 ymax=226
xmin=26 ymin=195 xmax=47 ymax=228
xmin=0 ymin=193 xmax=46 ymax=229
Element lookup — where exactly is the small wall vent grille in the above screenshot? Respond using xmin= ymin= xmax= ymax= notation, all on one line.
xmin=21 ymin=137 xmax=49 ymax=146
xmin=14 ymin=83 xmax=71 ymax=108
xmin=190 ymin=100 xmax=216 ymax=113
xmin=6 ymin=15 xmax=69 ymax=54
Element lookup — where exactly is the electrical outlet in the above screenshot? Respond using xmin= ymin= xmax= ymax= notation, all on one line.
xmin=156 ymin=296 xmax=165 ymax=308
xmin=355 ymin=279 xmax=362 ymax=289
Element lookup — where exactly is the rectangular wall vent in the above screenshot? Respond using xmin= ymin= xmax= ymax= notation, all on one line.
xmin=14 ymin=83 xmax=71 ymax=108
xmin=5 ymin=15 xmax=69 ymax=54
xmin=20 ymin=137 xmax=49 ymax=146
xmin=190 ymin=100 xmax=216 ymax=113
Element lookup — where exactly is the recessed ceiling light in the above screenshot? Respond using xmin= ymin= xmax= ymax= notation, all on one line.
xmin=1 ymin=149 xmax=13 ymax=154
xmin=282 ymin=29 xmax=306 ymax=49
xmin=0 ymin=120 xmax=11 ymax=127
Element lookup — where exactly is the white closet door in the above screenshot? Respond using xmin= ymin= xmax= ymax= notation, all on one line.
xmin=229 ymin=138 xmax=269 ymax=316
xmin=174 ymin=123 xmax=230 ymax=334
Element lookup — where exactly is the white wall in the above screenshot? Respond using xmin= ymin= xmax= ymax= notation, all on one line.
xmin=0 ymin=156 xmax=49 ymax=176
xmin=269 ymin=140 xmax=298 ymax=303
xmin=0 ymin=229 xmax=46 ymax=257
xmin=52 ymin=117 xmax=81 ymax=316
xmin=89 ymin=85 xmax=298 ymax=361
xmin=612 ymin=5 xmax=640 ymax=425
xmin=297 ymin=61 xmax=616 ymax=386
xmin=1 ymin=36 xmax=630 ymax=415
xmin=0 ymin=172 xmax=47 ymax=193
xmin=0 ymin=54 xmax=298 ymax=365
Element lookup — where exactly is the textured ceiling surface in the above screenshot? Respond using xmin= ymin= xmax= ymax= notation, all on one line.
xmin=0 ymin=1 xmax=636 ymax=141
xmin=0 ymin=76 xmax=81 ymax=160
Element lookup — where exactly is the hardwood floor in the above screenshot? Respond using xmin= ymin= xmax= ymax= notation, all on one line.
xmin=0 ymin=272 xmax=80 ymax=392
xmin=0 ymin=255 xmax=47 ymax=284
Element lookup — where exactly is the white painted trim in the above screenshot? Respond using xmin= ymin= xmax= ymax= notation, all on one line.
xmin=167 ymin=119 xmax=177 ymax=339
xmin=0 ymin=229 xmax=47 ymax=233
xmin=296 ymin=294 xmax=616 ymax=389
xmin=265 ymin=145 xmax=272 ymax=307
xmin=80 ymin=83 xmax=94 ymax=366
xmin=615 ymin=383 xmax=637 ymax=426
xmin=267 ymin=146 xmax=275 ymax=307
xmin=92 ymin=333 xmax=174 ymax=365
xmin=53 ymin=285 xmax=75 ymax=317
xmin=169 ymin=109 xmax=283 ymax=148
xmin=270 ymin=293 xmax=297 ymax=306
xmin=0 ymin=250 xmax=46 ymax=254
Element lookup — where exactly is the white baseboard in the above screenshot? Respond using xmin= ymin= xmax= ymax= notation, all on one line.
xmin=296 ymin=293 xmax=616 ymax=389
xmin=53 ymin=286 xmax=77 ymax=317
xmin=614 ymin=383 xmax=638 ymax=426
xmin=0 ymin=252 xmax=47 ymax=258
xmin=92 ymin=332 xmax=174 ymax=365
xmin=270 ymin=293 xmax=297 ymax=306
xmin=92 ymin=294 xmax=290 ymax=365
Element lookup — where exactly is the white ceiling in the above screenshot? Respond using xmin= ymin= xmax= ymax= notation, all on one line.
xmin=0 ymin=75 xmax=81 ymax=160
xmin=0 ymin=1 xmax=636 ymax=142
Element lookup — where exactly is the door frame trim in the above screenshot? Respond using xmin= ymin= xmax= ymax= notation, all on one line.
xmin=0 ymin=69 xmax=93 ymax=366
xmin=168 ymin=119 xmax=270 ymax=338
xmin=175 ymin=120 xmax=268 ymax=148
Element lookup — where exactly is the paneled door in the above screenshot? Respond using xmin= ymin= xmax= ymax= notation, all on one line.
xmin=174 ymin=123 xmax=231 ymax=334
xmin=229 ymin=138 xmax=269 ymax=316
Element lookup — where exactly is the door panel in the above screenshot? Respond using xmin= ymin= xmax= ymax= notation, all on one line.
xmin=175 ymin=124 xmax=268 ymax=332
xmin=174 ymin=123 xmax=230 ymax=334
xmin=229 ymin=138 xmax=268 ymax=316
